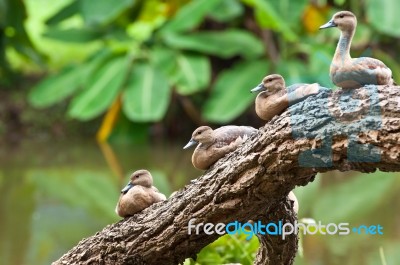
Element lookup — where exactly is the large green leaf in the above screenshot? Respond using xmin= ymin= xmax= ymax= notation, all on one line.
xmin=122 ymin=62 xmax=171 ymax=122
xmin=0 ymin=0 xmax=7 ymax=26
xmin=45 ymin=0 xmax=80 ymax=26
xmin=149 ymin=46 xmax=177 ymax=77
xmin=161 ymin=0 xmax=222 ymax=33
xmin=163 ymin=30 xmax=264 ymax=59
xmin=268 ymin=0 xmax=308 ymax=30
xmin=29 ymin=66 xmax=83 ymax=108
xmin=43 ymin=27 xmax=102 ymax=43
xmin=312 ymin=172 xmax=398 ymax=223
xmin=79 ymin=49 xmax=115 ymax=86
xmin=203 ymin=60 xmax=269 ymax=123
xmin=4 ymin=0 xmax=44 ymax=64
xmin=367 ymin=0 xmax=400 ymax=37
xmin=243 ymin=0 xmax=297 ymax=41
xmin=208 ymin=0 xmax=244 ymax=22
xmin=68 ymin=56 xmax=128 ymax=120
xmin=172 ymin=53 xmax=210 ymax=95
xmin=29 ymin=49 xmax=114 ymax=109
xmin=80 ymin=0 xmax=134 ymax=26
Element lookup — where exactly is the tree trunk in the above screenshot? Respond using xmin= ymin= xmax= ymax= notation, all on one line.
xmin=254 ymin=197 xmax=298 ymax=265
xmin=53 ymin=85 xmax=400 ymax=265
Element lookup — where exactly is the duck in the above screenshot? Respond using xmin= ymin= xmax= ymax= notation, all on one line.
xmin=251 ymin=74 xmax=319 ymax=121
xmin=319 ymin=11 xmax=395 ymax=89
xmin=183 ymin=125 xmax=257 ymax=170
xmin=115 ymin=169 xmax=166 ymax=217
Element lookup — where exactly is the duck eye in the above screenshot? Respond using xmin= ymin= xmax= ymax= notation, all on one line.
xmin=339 ymin=15 xmax=344 ymax=18
xmin=136 ymin=175 xmax=139 ymax=178
xmin=197 ymin=131 xmax=202 ymax=135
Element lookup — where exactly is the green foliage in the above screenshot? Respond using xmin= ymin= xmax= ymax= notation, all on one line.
xmin=172 ymin=52 xmax=210 ymax=95
xmin=366 ymin=0 xmax=400 ymax=37
xmin=203 ymin=60 xmax=268 ymax=123
xmin=123 ymin=61 xmax=171 ymax=122
xmin=184 ymin=234 xmax=259 ymax=265
xmin=208 ymin=0 xmax=244 ymax=22
xmin=18 ymin=0 xmax=400 ymax=128
xmin=162 ymin=30 xmax=264 ymax=59
xmin=0 ymin=0 xmax=43 ymax=83
xmin=161 ymin=0 xmax=222 ymax=33
xmin=248 ymin=0 xmax=298 ymax=41
xmin=28 ymin=0 xmax=272 ymax=124
xmin=68 ymin=56 xmax=129 ymax=120
xmin=43 ymin=27 xmax=102 ymax=43
xmin=28 ymin=65 xmax=83 ymax=107
xmin=80 ymin=0 xmax=135 ymax=26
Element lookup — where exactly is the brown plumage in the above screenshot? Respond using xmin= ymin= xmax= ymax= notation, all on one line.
xmin=183 ymin=126 xmax=257 ymax=170
xmin=115 ymin=169 xmax=166 ymax=217
xmin=251 ymin=74 xmax=319 ymax=121
xmin=319 ymin=11 xmax=395 ymax=89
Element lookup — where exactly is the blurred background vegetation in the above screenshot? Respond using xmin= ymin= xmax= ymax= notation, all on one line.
xmin=1 ymin=0 xmax=400 ymax=264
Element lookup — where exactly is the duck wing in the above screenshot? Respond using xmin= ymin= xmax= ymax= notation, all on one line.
xmin=332 ymin=57 xmax=393 ymax=88
xmin=213 ymin=126 xmax=257 ymax=147
xmin=286 ymin=83 xmax=308 ymax=93
xmin=357 ymin=57 xmax=393 ymax=85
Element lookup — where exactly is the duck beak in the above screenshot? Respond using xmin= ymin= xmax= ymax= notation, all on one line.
xmin=121 ymin=182 xmax=134 ymax=194
xmin=251 ymin=83 xmax=265 ymax=93
xmin=319 ymin=20 xmax=337 ymax=29
xmin=183 ymin=139 xmax=198 ymax=149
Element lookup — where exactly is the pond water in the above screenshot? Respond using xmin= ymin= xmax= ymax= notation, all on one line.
xmin=1 ymin=140 xmax=399 ymax=265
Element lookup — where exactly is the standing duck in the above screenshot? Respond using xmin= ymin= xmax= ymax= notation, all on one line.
xmin=319 ymin=11 xmax=395 ymax=89
xmin=251 ymin=74 xmax=319 ymax=121
xmin=183 ymin=126 xmax=257 ymax=170
xmin=115 ymin=169 xmax=166 ymax=217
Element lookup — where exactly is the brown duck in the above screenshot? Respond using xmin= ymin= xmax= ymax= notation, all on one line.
xmin=183 ymin=126 xmax=257 ymax=170
xmin=115 ymin=169 xmax=166 ymax=217
xmin=320 ymin=11 xmax=395 ymax=89
xmin=251 ymin=74 xmax=319 ymax=121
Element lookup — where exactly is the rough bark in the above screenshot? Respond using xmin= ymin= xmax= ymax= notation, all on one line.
xmin=254 ymin=197 xmax=298 ymax=265
xmin=53 ymin=85 xmax=400 ymax=265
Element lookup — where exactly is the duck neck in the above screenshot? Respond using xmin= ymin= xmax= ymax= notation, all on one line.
xmin=333 ymin=28 xmax=354 ymax=64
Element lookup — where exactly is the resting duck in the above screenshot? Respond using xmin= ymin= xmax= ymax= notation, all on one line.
xmin=115 ymin=169 xmax=166 ymax=217
xmin=251 ymin=74 xmax=319 ymax=121
xmin=319 ymin=11 xmax=395 ymax=89
xmin=183 ymin=126 xmax=257 ymax=170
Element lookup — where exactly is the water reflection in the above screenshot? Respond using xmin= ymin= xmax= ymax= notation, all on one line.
xmin=1 ymin=140 xmax=400 ymax=265
xmin=0 ymin=140 xmax=198 ymax=265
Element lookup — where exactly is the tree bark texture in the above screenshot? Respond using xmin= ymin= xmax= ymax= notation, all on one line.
xmin=53 ymin=85 xmax=400 ymax=265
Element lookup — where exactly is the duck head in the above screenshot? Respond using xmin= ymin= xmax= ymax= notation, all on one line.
xmin=183 ymin=126 xmax=213 ymax=149
xmin=121 ymin=169 xmax=153 ymax=194
xmin=319 ymin=11 xmax=357 ymax=31
xmin=251 ymin=74 xmax=285 ymax=94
